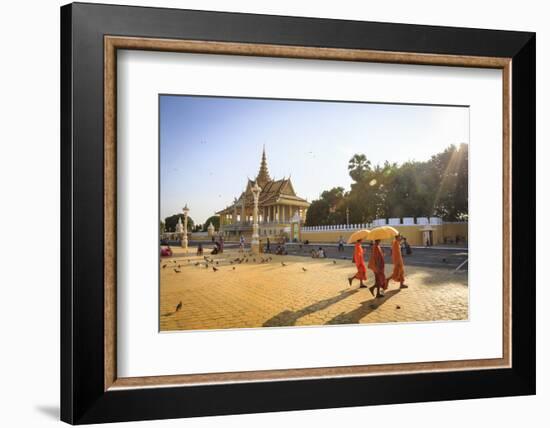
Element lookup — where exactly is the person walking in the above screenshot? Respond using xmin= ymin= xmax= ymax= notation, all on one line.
xmin=239 ymin=234 xmax=245 ymax=252
xmin=386 ymin=235 xmax=408 ymax=289
xmin=403 ymin=237 xmax=412 ymax=255
xmin=368 ymin=239 xmax=387 ymax=298
xmin=348 ymin=239 xmax=370 ymax=292
xmin=338 ymin=235 xmax=345 ymax=252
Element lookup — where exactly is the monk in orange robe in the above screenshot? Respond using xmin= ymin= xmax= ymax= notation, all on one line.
xmin=348 ymin=240 xmax=371 ymax=293
xmin=368 ymin=240 xmax=387 ymax=298
xmin=387 ymin=235 xmax=408 ymax=289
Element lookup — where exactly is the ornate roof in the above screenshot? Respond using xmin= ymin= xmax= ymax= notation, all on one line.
xmin=256 ymin=146 xmax=271 ymax=187
xmin=216 ymin=148 xmax=310 ymax=214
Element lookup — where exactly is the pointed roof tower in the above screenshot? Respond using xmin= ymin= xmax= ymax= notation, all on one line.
xmin=255 ymin=145 xmax=271 ymax=187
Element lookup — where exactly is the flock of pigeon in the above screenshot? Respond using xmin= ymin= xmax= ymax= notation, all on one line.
xmin=163 ymin=254 xmax=342 ymax=315
xmin=162 ymin=254 xmax=341 ymax=275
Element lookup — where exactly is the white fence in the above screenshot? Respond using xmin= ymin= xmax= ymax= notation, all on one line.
xmin=301 ymin=217 xmax=444 ymax=232
xmin=191 ymin=231 xmax=209 ymax=238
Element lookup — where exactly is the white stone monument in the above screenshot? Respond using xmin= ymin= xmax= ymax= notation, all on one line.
xmin=182 ymin=204 xmax=190 ymax=249
xmin=175 ymin=217 xmax=184 ymax=241
xmin=207 ymin=221 xmax=215 ymax=237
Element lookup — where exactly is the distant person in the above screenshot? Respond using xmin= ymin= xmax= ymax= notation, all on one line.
xmin=266 ymin=237 xmax=271 ymax=253
xmin=276 ymin=244 xmax=287 ymax=255
xmin=348 ymin=239 xmax=369 ymax=290
xmin=386 ymin=235 xmax=408 ymax=289
xmin=160 ymin=245 xmax=172 ymax=257
xmin=402 ymin=237 xmax=412 ymax=255
xmin=196 ymin=243 xmax=203 ymax=256
xmin=219 ymin=235 xmax=224 ymax=253
xmin=338 ymin=236 xmax=345 ymax=252
xmin=239 ymin=235 xmax=245 ymax=252
xmin=368 ymin=239 xmax=387 ymax=298
xmin=318 ymin=247 xmax=326 ymax=258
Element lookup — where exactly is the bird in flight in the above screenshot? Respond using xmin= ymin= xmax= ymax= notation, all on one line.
xmin=176 ymin=301 xmax=182 ymax=312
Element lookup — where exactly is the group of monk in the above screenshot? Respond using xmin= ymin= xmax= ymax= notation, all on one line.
xmin=348 ymin=235 xmax=408 ymax=298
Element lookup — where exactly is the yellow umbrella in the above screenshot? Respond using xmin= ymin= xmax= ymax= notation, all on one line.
xmin=347 ymin=229 xmax=371 ymax=244
xmin=367 ymin=226 xmax=399 ymax=241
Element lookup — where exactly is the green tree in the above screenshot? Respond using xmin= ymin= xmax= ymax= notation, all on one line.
xmin=201 ymin=215 xmax=220 ymax=232
xmin=307 ymin=144 xmax=469 ymax=226
xmin=305 ymin=199 xmax=331 ymax=226
xmin=305 ymin=187 xmax=347 ymax=225
xmin=164 ymin=214 xmax=194 ymax=232
xmin=428 ymin=143 xmax=468 ymax=220
xmin=348 ymin=154 xmax=372 ymax=182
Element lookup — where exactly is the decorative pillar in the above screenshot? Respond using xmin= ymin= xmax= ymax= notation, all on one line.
xmin=182 ymin=204 xmax=190 ymax=249
xmin=251 ymin=181 xmax=262 ymax=254
xmin=175 ymin=217 xmax=184 ymax=241
xmin=207 ymin=221 xmax=215 ymax=237
xmin=241 ymin=194 xmax=246 ymax=224
xmin=233 ymin=198 xmax=238 ymax=224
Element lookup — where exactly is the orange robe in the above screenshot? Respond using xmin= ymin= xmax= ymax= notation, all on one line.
xmin=389 ymin=239 xmax=405 ymax=283
xmin=353 ymin=243 xmax=367 ymax=281
xmin=368 ymin=244 xmax=387 ymax=289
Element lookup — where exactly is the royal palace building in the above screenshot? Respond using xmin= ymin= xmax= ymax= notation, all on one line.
xmin=216 ymin=148 xmax=310 ymax=241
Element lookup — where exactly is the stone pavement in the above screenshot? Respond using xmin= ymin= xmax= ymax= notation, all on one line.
xmin=160 ymin=246 xmax=468 ymax=331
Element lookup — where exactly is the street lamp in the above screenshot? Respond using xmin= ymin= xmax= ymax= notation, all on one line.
xmin=251 ymin=181 xmax=262 ymax=253
xmin=182 ymin=204 xmax=190 ymax=249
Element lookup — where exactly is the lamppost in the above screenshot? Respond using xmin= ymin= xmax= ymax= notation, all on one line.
xmin=182 ymin=204 xmax=189 ymax=249
xmin=251 ymin=181 xmax=262 ymax=254
xmin=346 ymin=207 xmax=350 ymax=226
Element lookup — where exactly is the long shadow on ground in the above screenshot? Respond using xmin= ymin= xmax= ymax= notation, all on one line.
xmin=263 ymin=289 xmax=359 ymax=327
xmin=325 ymin=289 xmax=401 ymax=325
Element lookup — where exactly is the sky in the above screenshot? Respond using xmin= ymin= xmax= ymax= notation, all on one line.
xmin=160 ymin=95 xmax=469 ymax=225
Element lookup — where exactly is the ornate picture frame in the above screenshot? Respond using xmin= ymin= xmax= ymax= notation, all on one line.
xmin=61 ymin=2 xmax=535 ymax=424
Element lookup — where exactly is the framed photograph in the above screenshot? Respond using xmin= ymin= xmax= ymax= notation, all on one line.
xmin=61 ymin=2 xmax=535 ymax=424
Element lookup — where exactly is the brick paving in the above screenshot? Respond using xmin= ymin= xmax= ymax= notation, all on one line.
xmin=160 ymin=246 xmax=468 ymax=331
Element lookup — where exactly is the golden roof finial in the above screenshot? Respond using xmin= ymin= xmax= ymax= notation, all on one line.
xmin=256 ymin=145 xmax=271 ymax=185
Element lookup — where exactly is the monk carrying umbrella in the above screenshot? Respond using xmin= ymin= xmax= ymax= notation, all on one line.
xmin=368 ymin=239 xmax=387 ymax=298
xmin=386 ymin=235 xmax=408 ymax=289
xmin=346 ymin=230 xmax=373 ymax=294
xmin=366 ymin=226 xmax=400 ymax=297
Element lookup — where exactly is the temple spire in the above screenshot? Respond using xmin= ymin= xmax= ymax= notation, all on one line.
xmin=256 ymin=145 xmax=271 ymax=186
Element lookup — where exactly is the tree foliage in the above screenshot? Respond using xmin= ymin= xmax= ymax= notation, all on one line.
xmin=306 ymin=144 xmax=468 ymax=225
xmin=164 ymin=214 xmax=194 ymax=232
xmin=201 ymin=215 xmax=220 ymax=232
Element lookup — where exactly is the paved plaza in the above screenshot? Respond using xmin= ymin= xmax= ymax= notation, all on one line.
xmin=160 ymin=244 xmax=468 ymax=331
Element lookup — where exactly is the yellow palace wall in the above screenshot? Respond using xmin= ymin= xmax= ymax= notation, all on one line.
xmin=301 ymin=223 xmax=468 ymax=246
